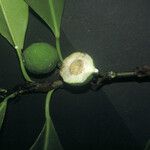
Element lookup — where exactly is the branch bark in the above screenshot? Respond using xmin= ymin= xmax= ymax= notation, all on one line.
xmin=1 ymin=65 xmax=150 ymax=98
xmin=91 ymin=65 xmax=150 ymax=90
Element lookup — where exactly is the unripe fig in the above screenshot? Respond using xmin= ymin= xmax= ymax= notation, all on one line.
xmin=60 ymin=52 xmax=99 ymax=86
xmin=23 ymin=43 xmax=59 ymax=74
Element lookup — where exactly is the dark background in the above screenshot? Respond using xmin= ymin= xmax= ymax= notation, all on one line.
xmin=0 ymin=0 xmax=150 ymax=149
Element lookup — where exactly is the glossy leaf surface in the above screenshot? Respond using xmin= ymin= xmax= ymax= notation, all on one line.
xmin=30 ymin=90 xmax=63 ymax=150
xmin=25 ymin=0 xmax=64 ymax=38
xmin=0 ymin=0 xmax=28 ymax=49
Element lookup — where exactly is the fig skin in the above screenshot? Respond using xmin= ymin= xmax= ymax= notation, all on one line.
xmin=23 ymin=43 xmax=59 ymax=74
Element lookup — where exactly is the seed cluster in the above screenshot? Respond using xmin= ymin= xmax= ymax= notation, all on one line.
xmin=69 ymin=59 xmax=83 ymax=75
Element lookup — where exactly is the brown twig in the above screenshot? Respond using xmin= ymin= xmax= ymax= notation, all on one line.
xmin=17 ymin=80 xmax=64 ymax=94
xmin=91 ymin=65 xmax=150 ymax=90
xmin=1 ymin=65 xmax=150 ymax=98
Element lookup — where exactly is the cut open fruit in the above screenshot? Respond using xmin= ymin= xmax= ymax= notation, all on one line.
xmin=60 ymin=52 xmax=99 ymax=86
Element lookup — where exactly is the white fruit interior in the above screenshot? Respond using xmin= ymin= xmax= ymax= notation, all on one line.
xmin=60 ymin=52 xmax=98 ymax=84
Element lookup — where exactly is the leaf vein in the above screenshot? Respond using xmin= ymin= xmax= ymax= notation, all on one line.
xmin=0 ymin=0 xmax=16 ymax=47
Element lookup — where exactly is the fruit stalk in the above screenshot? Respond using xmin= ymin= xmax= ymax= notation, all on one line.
xmin=56 ymin=38 xmax=63 ymax=62
xmin=16 ymin=48 xmax=32 ymax=82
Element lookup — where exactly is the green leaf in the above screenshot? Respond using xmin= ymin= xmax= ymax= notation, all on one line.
xmin=25 ymin=0 xmax=64 ymax=38
xmin=144 ymin=140 xmax=150 ymax=150
xmin=30 ymin=90 xmax=63 ymax=150
xmin=0 ymin=100 xmax=7 ymax=129
xmin=0 ymin=92 xmax=20 ymax=130
xmin=0 ymin=0 xmax=28 ymax=50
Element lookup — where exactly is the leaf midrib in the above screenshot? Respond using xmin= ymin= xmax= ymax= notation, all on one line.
xmin=0 ymin=0 xmax=16 ymax=47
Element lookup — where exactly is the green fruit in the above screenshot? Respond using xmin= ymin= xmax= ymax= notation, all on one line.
xmin=60 ymin=52 xmax=99 ymax=86
xmin=23 ymin=43 xmax=59 ymax=74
